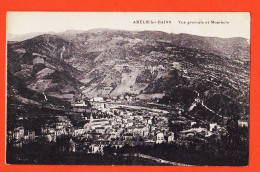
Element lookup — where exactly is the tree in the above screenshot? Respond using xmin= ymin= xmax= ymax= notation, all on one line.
xmin=103 ymin=145 xmax=116 ymax=155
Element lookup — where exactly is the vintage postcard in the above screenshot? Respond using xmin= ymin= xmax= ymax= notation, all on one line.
xmin=6 ymin=12 xmax=250 ymax=166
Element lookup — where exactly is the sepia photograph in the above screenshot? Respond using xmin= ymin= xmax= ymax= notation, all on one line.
xmin=6 ymin=12 xmax=250 ymax=166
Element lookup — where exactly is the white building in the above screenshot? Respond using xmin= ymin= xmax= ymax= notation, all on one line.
xmin=167 ymin=132 xmax=175 ymax=143
xmin=190 ymin=121 xmax=197 ymax=127
xmin=156 ymin=132 xmax=165 ymax=144
xmin=74 ymin=101 xmax=87 ymax=107
xmin=85 ymin=118 xmax=110 ymax=130
xmin=209 ymin=123 xmax=218 ymax=132
xmin=90 ymin=144 xmax=104 ymax=154
xmin=91 ymin=97 xmax=104 ymax=102
xmin=28 ymin=130 xmax=35 ymax=142
xmin=13 ymin=127 xmax=24 ymax=141
xmin=238 ymin=119 xmax=249 ymax=127
xmin=73 ymin=128 xmax=86 ymax=136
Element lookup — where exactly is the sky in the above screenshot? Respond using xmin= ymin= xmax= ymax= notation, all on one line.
xmin=7 ymin=12 xmax=250 ymax=39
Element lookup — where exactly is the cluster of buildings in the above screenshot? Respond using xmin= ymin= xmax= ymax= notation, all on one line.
xmin=72 ymin=102 xmax=176 ymax=153
xmin=7 ymin=97 xmax=249 ymax=155
xmin=7 ymin=99 xmax=174 ymax=154
xmin=7 ymin=127 xmax=35 ymax=148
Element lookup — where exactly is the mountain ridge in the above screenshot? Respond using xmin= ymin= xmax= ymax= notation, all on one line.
xmin=7 ymin=29 xmax=250 ymax=121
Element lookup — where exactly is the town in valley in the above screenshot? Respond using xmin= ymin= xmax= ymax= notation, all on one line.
xmin=6 ymin=28 xmax=249 ymax=165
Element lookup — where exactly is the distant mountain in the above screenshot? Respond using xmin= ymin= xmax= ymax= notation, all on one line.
xmin=7 ymin=32 xmax=45 ymax=42
xmin=7 ymin=29 xmax=250 ymax=120
xmin=170 ymin=34 xmax=250 ymax=61
xmin=7 ymin=30 xmax=86 ymax=42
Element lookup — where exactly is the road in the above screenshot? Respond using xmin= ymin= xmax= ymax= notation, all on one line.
xmin=122 ymin=153 xmax=190 ymax=166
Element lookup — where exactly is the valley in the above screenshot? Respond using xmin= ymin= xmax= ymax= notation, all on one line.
xmin=6 ymin=28 xmax=250 ymax=165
